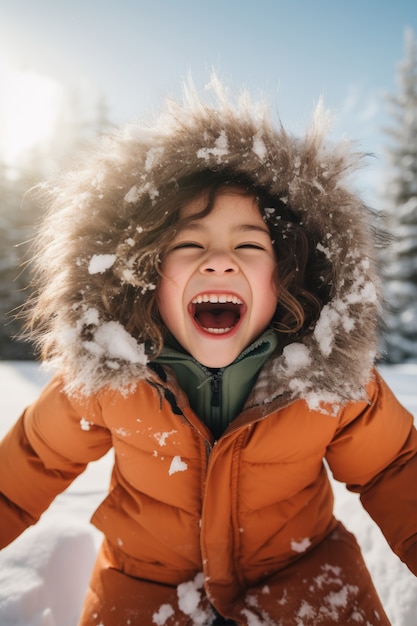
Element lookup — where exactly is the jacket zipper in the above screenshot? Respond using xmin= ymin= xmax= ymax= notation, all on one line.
xmin=210 ymin=373 xmax=222 ymax=439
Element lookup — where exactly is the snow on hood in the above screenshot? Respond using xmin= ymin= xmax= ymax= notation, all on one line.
xmin=29 ymin=78 xmax=383 ymax=410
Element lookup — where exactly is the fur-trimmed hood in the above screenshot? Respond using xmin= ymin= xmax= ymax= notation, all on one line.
xmin=29 ymin=80 xmax=383 ymax=411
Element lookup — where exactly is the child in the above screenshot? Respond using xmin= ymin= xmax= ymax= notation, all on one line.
xmin=0 ymin=80 xmax=416 ymax=626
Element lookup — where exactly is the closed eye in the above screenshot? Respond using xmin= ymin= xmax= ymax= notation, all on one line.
xmin=235 ymin=243 xmax=266 ymax=250
xmin=171 ymin=242 xmax=204 ymax=250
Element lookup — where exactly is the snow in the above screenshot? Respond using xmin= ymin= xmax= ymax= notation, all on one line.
xmin=79 ymin=418 xmax=93 ymax=431
xmin=153 ymin=430 xmax=177 ymax=447
xmin=252 ymin=131 xmax=267 ymax=162
xmin=176 ymin=572 xmax=208 ymax=624
xmin=196 ymin=130 xmax=229 ymax=162
xmin=0 ymin=361 xmax=416 ymax=626
xmin=144 ymin=147 xmax=164 ymax=172
xmin=168 ymin=455 xmax=188 ymax=475
xmin=82 ymin=319 xmax=148 ymax=365
xmin=151 ymin=572 xmax=212 ymax=625
xmin=87 ymin=254 xmax=116 ymax=275
xmin=152 ymin=603 xmax=175 ymax=625
xmin=290 ymin=537 xmax=312 ymax=554
xmin=124 ymin=185 xmax=140 ymax=203
xmin=124 ymin=181 xmax=160 ymax=204
xmin=282 ymin=343 xmax=312 ymax=374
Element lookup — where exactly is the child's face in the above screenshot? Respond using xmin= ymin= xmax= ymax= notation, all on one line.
xmin=157 ymin=189 xmax=278 ymax=367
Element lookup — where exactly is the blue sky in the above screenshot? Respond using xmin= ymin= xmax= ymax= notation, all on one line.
xmin=0 ymin=0 xmax=416 ymax=202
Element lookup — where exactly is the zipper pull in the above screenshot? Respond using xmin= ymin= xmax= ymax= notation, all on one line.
xmin=211 ymin=375 xmax=221 ymax=407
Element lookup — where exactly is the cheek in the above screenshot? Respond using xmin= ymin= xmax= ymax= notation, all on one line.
xmin=156 ymin=266 xmax=188 ymax=332
xmin=156 ymin=277 xmax=175 ymax=323
xmin=258 ymin=258 xmax=278 ymax=291
xmin=257 ymin=264 xmax=279 ymax=312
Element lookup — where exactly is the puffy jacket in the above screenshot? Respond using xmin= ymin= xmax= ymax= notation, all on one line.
xmin=0 ymin=366 xmax=416 ymax=621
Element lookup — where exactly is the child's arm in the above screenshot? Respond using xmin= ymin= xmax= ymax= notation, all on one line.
xmin=0 ymin=375 xmax=112 ymax=548
xmin=326 ymin=370 xmax=417 ymax=576
xmin=358 ymin=430 xmax=417 ymax=574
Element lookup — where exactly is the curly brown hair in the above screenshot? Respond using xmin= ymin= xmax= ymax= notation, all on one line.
xmin=101 ymin=169 xmax=333 ymax=358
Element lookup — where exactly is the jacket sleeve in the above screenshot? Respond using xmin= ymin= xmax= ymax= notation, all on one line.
xmin=326 ymin=369 xmax=417 ymax=576
xmin=0 ymin=374 xmax=112 ymax=548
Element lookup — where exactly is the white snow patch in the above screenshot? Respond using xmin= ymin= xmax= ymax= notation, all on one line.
xmin=168 ymin=456 xmax=188 ymax=475
xmin=282 ymin=343 xmax=312 ymax=374
xmin=143 ymin=181 xmax=160 ymax=201
xmin=291 ymin=537 xmax=312 ymax=553
xmin=196 ymin=130 xmax=229 ymax=162
xmin=252 ymin=131 xmax=267 ymax=161
xmin=120 ymin=267 xmax=137 ymax=284
xmin=319 ymin=584 xmax=360 ymax=621
xmin=124 ymin=185 xmax=141 ymax=203
xmin=176 ymin=572 xmax=208 ymax=625
xmin=316 ymin=242 xmax=332 ymax=259
xmin=313 ymin=266 xmax=377 ymax=358
xmin=113 ymin=426 xmax=130 ymax=437
xmin=152 ymin=603 xmax=174 ymax=625
xmin=285 ymin=373 xmax=343 ymax=414
xmin=345 ymin=280 xmax=377 ymax=305
xmin=83 ymin=321 xmax=148 ymax=365
xmin=296 ymin=600 xmax=316 ymax=620
xmin=145 ymin=147 xmax=164 ymax=172
xmin=79 ymin=418 xmax=92 ymax=431
xmin=80 ymin=307 xmax=100 ymax=327
xmin=313 ymin=304 xmax=340 ymax=357
xmin=0 ymin=520 xmax=97 ymax=626
xmin=125 ymin=182 xmax=159 ymax=203
xmin=153 ymin=430 xmax=177 ymax=447
xmin=312 ymin=564 xmax=343 ymax=591
xmin=88 ymin=254 xmax=116 ymax=274
xmin=325 ymin=585 xmax=354 ymax=609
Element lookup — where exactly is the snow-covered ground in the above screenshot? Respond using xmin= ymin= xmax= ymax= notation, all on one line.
xmin=0 ymin=361 xmax=416 ymax=626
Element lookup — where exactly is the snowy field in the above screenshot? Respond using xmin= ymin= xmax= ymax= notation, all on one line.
xmin=0 ymin=361 xmax=416 ymax=626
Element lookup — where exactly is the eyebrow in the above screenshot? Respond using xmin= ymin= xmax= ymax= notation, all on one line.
xmin=181 ymin=222 xmax=271 ymax=236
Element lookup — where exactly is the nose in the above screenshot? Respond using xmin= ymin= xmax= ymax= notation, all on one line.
xmin=199 ymin=250 xmax=238 ymax=274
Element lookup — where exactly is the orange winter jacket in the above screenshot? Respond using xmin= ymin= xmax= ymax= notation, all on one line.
xmin=0 ymin=367 xmax=416 ymax=619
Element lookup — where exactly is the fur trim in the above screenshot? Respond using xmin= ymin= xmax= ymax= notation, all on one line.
xmin=30 ymin=78 xmax=382 ymax=410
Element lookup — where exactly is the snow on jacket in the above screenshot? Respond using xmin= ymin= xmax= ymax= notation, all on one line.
xmin=0 ymin=80 xmax=416 ymax=623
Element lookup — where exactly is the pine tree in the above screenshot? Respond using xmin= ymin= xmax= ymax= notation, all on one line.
xmin=0 ymin=161 xmax=40 ymax=359
xmin=381 ymin=28 xmax=417 ymax=363
xmin=0 ymin=85 xmax=112 ymax=359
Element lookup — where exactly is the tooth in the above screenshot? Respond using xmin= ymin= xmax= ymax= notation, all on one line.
xmin=193 ymin=293 xmax=243 ymax=305
xmin=203 ymin=326 xmax=232 ymax=334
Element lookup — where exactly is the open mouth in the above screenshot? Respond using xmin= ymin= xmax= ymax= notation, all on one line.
xmin=189 ymin=293 xmax=244 ymax=335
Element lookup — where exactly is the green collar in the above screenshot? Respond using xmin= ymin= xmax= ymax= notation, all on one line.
xmin=154 ymin=329 xmax=279 ymax=438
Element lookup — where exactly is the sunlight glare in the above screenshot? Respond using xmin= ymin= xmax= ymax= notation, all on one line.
xmin=0 ymin=65 xmax=63 ymax=165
